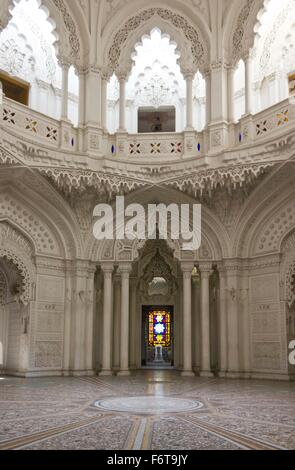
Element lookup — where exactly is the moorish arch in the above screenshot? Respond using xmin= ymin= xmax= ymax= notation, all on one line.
xmin=0 ymin=162 xmax=84 ymax=259
xmin=231 ymin=158 xmax=295 ymax=258
xmin=223 ymin=0 xmax=266 ymax=65
xmin=87 ymin=186 xmax=228 ymax=263
xmin=0 ymin=220 xmax=35 ymax=374
xmin=89 ymin=187 xmax=229 ymax=375
xmin=101 ymin=5 xmax=210 ymax=76
xmin=0 ymin=0 xmax=89 ymax=66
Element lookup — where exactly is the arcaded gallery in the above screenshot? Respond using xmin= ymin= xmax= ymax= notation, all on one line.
xmin=0 ymin=0 xmax=294 ymax=452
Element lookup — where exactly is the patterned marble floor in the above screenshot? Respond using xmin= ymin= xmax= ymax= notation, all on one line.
xmin=0 ymin=371 xmax=294 ymax=450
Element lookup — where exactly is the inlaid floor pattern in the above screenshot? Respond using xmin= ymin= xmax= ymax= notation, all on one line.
xmin=0 ymin=371 xmax=294 ymax=450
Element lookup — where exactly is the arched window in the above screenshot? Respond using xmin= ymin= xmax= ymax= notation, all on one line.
xmin=107 ymin=28 xmax=205 ymax=134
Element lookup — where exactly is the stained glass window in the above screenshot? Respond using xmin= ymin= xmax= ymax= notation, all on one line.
xmin=148 ymin=310 xmax=171 ymax=347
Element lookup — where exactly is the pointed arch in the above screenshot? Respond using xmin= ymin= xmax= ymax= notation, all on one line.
xmin=101 ymin=5 xmax=210 ymax=76
xmin=224 ymin=0 xmax=266 ymax=65
xmin=0 ymin=0 xmax=90 ymax=66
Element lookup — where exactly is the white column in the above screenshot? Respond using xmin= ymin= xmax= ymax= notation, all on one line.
xmin=73 ymin=263 xmax=88 ymax=373
xmin=113 ymin=275 xmax=121 ymax=370
xmin=181 ymin=263 xmax=194 ymax=376
xmin=218 ymin=268 xmax=227 ymax=375
xmin=61 ymin=63 xmax=70 ymax=120
xmin=85 ymin=267 xmax=95 ymax=374
xmin=78 ymin=69 xmax=85 ymax=126
xmin=185 ymin=73 xmax=194 ymax=130
xmin=63 ymin=262 xmax=72 ymax=374
xmin=205 ymin=70 xmax=211 ymax=126
xmin=118 ymin=75 xmax=127 ymax=132
xmin=244 ymin=55 xmax=253 ymax=115
xmin=118 ymin=264 xmax=132 ymax=376
xmin=100 ymin=264 xmax=114 ymax=376
xmin=199 ymin=264 xmax=213 ymax=377
xmin=101 ymin=75 xmax=108 ymax=131
xmin=227 ymin=66 xmax=235 ymax=123
xmin=225 ymin=262 xmax=240 ymax=376
xmin=192 ymin=275 xmax=200 ymax=371
xmin=129 ymin=278 xmax=137 ymax=368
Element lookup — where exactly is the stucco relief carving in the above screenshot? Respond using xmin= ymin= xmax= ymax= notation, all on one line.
xmin=0 ymin=193 xmax=60 ymax=256
xmin=51 ymin=0 xmax=80 ymax=59
xmin=41 ymin=168 xmax=145 ymax=201
xmin=255 ymin=201 xmax=295 ymax=254
xmin=232 ymin=0 xmax=255 ymax=63
xmin=107 ymin=8 xmax=207 ymax=74
xmin=259 ymin=0 xmax=293 ymax=77
xmin=167 ymin=162 xmax=274 ymax=198
xmin=0 ymin=222 xmax=35 ymax=305
xmin=35 ymin=340 xmax=62 ymax=368
xmin=252 ymin=342 xmax=281 ymax=370
xmin=139 ymin=249 xmax=177 ymax=297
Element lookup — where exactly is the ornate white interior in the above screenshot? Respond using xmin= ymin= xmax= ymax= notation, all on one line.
xmin=0 ymin=0 xmax=294 ymax=381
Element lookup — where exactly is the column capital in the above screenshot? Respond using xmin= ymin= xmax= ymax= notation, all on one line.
xmin=57 ymin=56 xmax=71 ymax=70
xmin=210 ymin=60 xmax=228 ymax=71
xmin=118 ymin=263 xmax=132 ymax=276
xmin=101 ymin=263 xmax=114 ymax=275
xmin=222 ymin=259 xmax=241 ymax=273
xmin=198 ymin=262 xmax=212 ymax=275
xmin=242 ymin=48 xmax=255 ymax=63
xmin=183 ymin=70 xmax=195 ymax=80
xmin=181 ymin=262 xmax=194 ymax=275
xmin=75 ymin=64 xmax=86 ymax=75
xmin=101 ymin=68 xmax=112 ymax=82
xmin=116 ymin=68 xmax=130 ymax=82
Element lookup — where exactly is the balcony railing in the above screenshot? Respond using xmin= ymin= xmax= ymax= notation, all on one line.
xmin=237 ymin=98 xmax=295 ymax=145
xmin=1 ymin=97 xmax=78 ymax=151
xmin=1 ymin=95 xmax=295 ymax=160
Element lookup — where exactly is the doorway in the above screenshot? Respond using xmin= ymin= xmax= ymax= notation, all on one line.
xmin=141 ymin=306 xmax=174 ymax=368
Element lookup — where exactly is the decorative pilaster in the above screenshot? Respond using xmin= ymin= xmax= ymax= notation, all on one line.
xmin=63 ymin=261 xmax=72 ymax=375
xmin=199 ymin=263 xmax=214 ymax=377
xmin=73 ymin=261 xmax=91 ymax=375
xmin=85 ymin=265 xmax=96 ymax=375
xmin=117 ymin=264 xmax=132 ymax=376
xmin=181 ymin=263 xmax=194 ymax=376
xmin=207 ymin=61 xmax=229 ymax=153
xmin=84 ymin=66 xmax=103 ymax=155
xmin=99 ymin=264 xmax=114 ymax=376
xmin=217 ymin=265 xmax=228 ymax=376
xmin=224 ymin=260 xmax=240 ymax=377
